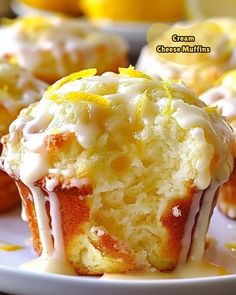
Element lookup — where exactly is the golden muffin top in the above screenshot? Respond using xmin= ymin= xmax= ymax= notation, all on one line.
xmin=1 ymin=67 xmax=234 ymax=191
xmin=0 ymin=59 xmax=47 ymax=137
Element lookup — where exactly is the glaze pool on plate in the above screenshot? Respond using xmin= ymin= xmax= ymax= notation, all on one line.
xmin=0 ymin=208 xmax=236 ymax=295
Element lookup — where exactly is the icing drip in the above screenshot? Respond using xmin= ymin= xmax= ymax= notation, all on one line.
xmin=190 ymin=181 xmax=219 ymax=261
xmin=30 ymin=187 xmax=53 ymax=257
xmin=178 ymin=190 xmax=203 ymax=266
xmin=19 ymin=133 xmax=74 ymax=274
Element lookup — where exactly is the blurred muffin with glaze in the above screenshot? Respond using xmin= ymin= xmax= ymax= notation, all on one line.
xmin=1 ymin=67 xmax=233 ymax=274
xmin=201 ymin=70 xmax=236 ymax=219
xmin=0 ymin=59 xmax=47 ymax=213
xmin=0 ymin=15 xmax=128 ymax=84
xmin=137 ymin=18 xmax=236 ymax=95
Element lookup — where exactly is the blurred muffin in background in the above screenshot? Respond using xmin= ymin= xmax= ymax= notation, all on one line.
xmin=80 ymin=0 xmax=184 ymax=23
xmin=0 ymin=59 xmax=47 ymax=213
xmin=137 ymin=18 xmax=236 ymax=95
xmin=200 ymin=70 xmax=236 ymax=219
xmin=1 ymin=67 xmax=233 ymax=274
xmin=17 ymin=0 xmax=80 ymax=15
xmin=0 ymin=15 xmax=128 ymax=84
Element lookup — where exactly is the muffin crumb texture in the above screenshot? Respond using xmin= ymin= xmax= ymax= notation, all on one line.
xmin=1 ymin=67 xmax=234 ymax=274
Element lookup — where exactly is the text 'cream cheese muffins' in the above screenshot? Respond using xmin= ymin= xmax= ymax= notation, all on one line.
xmin=0 ymin=15 xmax=128 ymax=84
xmin=137 ymin=18 xmax=236 ymax=95
xmin=0 ymin=59 xmax=47 ymax=213
xmin=0 ymin=67 xmax=234 ymax=274
xmin=200 ymin=70 xmax=236 ymax=219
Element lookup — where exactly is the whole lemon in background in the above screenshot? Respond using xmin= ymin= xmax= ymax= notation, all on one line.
xmin=20 ymin=0 xmax=80 ymax=15
xmin=81 ymin=0 xmax=184 ymax=22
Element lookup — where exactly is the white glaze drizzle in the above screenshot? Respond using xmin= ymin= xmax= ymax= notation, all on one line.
xmin=0 ymin=60 xmax=47 ymax=137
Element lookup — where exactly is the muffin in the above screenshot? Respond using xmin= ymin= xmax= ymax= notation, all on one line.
xmin=0 ymin=59 xmax=47 ymax=213
xmin=0 ymin=15 xmax=128 ymax=84
xmin=136 ymin=18 xmax=236 ymax=95
xmin=18 ymin=0 xmax=80 ymax=15
xmin=80 ymin=0 xmax=184 ymax=23
xmin=200 ymin=70 xmax=236 ymax=219
xmin=1 ymin=67 xmax=233 ymax=274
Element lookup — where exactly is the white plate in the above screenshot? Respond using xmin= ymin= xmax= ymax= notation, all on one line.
xmin=0 ymin=208 xmax=236 ymax=295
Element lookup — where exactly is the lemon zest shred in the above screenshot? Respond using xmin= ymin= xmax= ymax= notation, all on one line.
xmin=162 ymin=81 xmax=173 ymax=116
xmin=171 ymin=79 xmax=182 ymax=84
xmin=46 ymin=69 xmax=97 ymax=97
xmin=51 ymin=128 xmax=60 ymax=135
xmin=135 ymin=93 xmax=147 ymax=128
xmin=119 ymin=65 xmax=153 ymax=80
xmin=204 ymin=106 xmax=220 ymax=116
xmin=50 ymin=91 xmax=111 ymax=108
xmin=135 ymin=89 xmax=152 ymax=122
xmin=0 ymin=244 xmax=23 ymax=252
xmin=225 ymin=242 xmax=236 ymax=251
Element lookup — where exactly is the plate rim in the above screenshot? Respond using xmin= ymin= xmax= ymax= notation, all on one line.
xmin=1 ymin=264 xmax=236 ymax=286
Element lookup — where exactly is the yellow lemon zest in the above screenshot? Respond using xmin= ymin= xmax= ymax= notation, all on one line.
xmin=46 ymin=68 xmax=97 ymax=100
xmin=51 ymin=128 xmax=60 ymax=134
xmin=225 ymin=242 xmax=236 ymax=251
xmin=119 ymin=65 xmax=153 ymax=80
xmin=47 ymin=68 xmax=97 ymax=96
xmin=162 ymin=81 xmax=173 ymax=116
xmin=136 ymin=88 xmax=154 ymax=122
xmin=46 ymin=69 xmax=97 ymax=98
xmin=135 ymin=93 xmax=147 ymax=129
xmin=51 ymin=91 xmax=111 ymax=108
xmin=205 ymin=106 xmax=220 ymax=116
xmin=171 ymin=79 xmax=182 ymax=84
xmin=0 ymin=244 xmax=23 ymax=252
xmin=19 ymin=16 xmax=51 ymax=29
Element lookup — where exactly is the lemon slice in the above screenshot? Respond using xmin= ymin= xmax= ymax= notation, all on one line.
xmin=185 ymin=0 xmax=236 ymax=19
xmin=119 ymin=66 xmax=153 ymax=80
